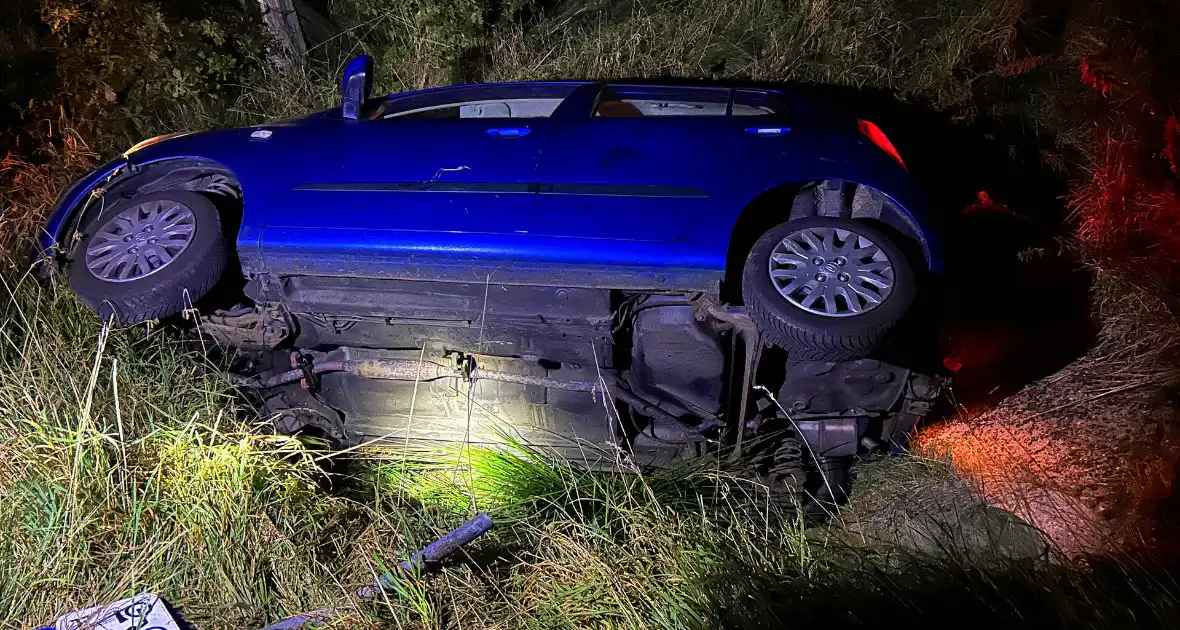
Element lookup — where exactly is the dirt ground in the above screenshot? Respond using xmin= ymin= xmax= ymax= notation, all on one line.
xmin=921 ymin=269 xmax=1180 ymax=555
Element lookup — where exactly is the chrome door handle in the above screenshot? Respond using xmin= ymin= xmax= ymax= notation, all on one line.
xmin=486 ymin=127 xmax=532 ymax=138
xmin=745 ymin=126 xmax=791 ymax=136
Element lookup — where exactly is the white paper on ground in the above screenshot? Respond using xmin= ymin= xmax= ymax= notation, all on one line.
xmin=52 ymin=593 xmax=181 ymax=630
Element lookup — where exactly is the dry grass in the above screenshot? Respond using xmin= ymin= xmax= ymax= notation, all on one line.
xmin=0 ymin=125 xmax=99 ymax=255
xmin=482 ymin=0 xmax=1026 ymax=106
xmin=922 ymin=269 xmax=1180 ymax=554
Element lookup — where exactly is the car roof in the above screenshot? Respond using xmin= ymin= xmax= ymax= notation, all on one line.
xmin=383 ymin=81 xmax=589 ymax=100
xmin=383 ymin=81 xmax=785 ymax=101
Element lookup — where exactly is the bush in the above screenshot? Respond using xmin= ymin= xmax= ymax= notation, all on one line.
xmin=21 ymin=0 xmax=262 ymax=154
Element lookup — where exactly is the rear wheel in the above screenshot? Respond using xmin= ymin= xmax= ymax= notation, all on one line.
xmin=69 ymin=190 xmax=228 ymax=325
xmin=742 ymin=216 xmax=915 ymax=360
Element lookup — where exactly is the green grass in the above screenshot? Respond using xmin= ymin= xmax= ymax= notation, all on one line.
xmin=3 ymin=0 xmax=1180 ymax=627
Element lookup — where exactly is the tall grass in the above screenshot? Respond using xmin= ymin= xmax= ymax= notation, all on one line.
xmin=483 ymin=0 xmax=1024 ymax=106
xmin=1 ymin=275 xmax=1178 ymax=628
xmin=325 ymin=0 xmax=1029 ymax=112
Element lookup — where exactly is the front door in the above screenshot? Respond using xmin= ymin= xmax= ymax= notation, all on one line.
xmin=259 ymin=84 xmax=579 ymax=275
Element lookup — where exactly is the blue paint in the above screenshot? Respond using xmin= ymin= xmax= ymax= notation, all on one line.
xmin=39 ymin=157 xmax=125 ymax=255
xmin=398 ymin=512 xmax=494 ymax=573
xmin=356 ymin=512 xmax=494 ymax=599
xmin=259 ymin=513 xmax=493 ymax=630
xmin=258 ymin=616 xmax=316 ymax=630
xmin=340 ymin=55 xmax=373 ymax=120
xmin=39 ymin=79 xmax=943 ymax=285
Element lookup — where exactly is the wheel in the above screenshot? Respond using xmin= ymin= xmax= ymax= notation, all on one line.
xmin=68 ymin=190 xmax=228 ymax=325
xmin=742 ymin=216 xmax=915 ymax=361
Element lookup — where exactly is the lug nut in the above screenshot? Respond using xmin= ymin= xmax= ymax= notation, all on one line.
xmin=834 ymin=256 xmax=847 ymax=266
xmin=811 ymin=256 xmax=824 ymax=265
xmin=837 ymin=272 xmax=850 ymax=282
xmin=128 ymin=246 xmax=139 ymax=254
xmin=148 ymin=237 xmax=158 ymax=244
xmin=815 ymin=273 xmax=827 ymax=282
xmin=143 ymin=225 xmax=154 ymax=232
xmin=123 ymin=235 xmax=133 ymax=242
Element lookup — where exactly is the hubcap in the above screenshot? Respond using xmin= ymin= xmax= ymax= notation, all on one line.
xmin=768 ymin=225 xmax=894 ymax=317
xmin=84 ymin=199 xmax=196 ymax=282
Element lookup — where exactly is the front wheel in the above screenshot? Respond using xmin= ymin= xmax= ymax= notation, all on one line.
xmin=68 ymin=190 xmax=228 ymax=325
xmin=742 ymin=217 xmax=916 ymax=361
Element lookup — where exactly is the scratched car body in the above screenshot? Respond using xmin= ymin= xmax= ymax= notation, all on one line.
xmin=41 ymin=58 xmax=944 ymax=501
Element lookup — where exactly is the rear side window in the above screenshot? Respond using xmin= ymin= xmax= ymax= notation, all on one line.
xmin=596 ymin=85 xmax=730 ymax=117
xmin=595 ymin=85 xmax=787 ymax=117
xmin=731 ymin=89 xmax=786 ymax=116
xmin=379 ymin=84 xmax=578 ymax=120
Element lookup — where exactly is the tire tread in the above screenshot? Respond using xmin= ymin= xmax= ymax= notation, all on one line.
xmin=744 ymin=281 xmax=885 ymax=361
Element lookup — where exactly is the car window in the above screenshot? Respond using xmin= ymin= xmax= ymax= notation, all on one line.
xmin=596 ymin=85 xmax=730 ymax=117
xmin=379 ymin=84 xmax=579 ymax=120
xmin=731 ymin=89 xmax=786 ymax=116
xmin=386 ymin=98 xmax=568 ymax=119
xmin=594 ymin=85 xmax=787 ymax=118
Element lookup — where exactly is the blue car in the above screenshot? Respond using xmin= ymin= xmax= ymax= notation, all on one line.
xmin=43 ymin=58 xmax=942 ymax=497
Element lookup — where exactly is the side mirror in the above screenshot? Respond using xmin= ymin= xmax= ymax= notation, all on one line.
xmin=341 ymin=55 xmax=374 ymax=120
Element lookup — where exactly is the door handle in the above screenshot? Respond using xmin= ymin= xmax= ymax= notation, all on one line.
xmin=486 ymin=127 xmax=531 ymax=138
xmin=745 ymin=126 xmax=791 ymax=136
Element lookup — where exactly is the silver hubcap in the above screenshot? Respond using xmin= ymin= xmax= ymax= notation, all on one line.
xmin=84 ymin=199 xmax=196 ymax=282
xmin=768 ymin=225 xmax=894 ymax=317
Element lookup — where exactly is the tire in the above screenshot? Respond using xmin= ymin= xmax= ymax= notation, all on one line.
xmin=742 ymin=216 xmax=915 ymax=361
xmin=68 ymin=190 xmax=228 ymax=325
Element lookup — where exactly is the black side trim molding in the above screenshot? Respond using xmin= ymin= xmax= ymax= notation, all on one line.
xmin=294 ymin=181 xmax=533 ymax=193
xmin=294 ymin=181 xmax=709 ymax=198
xmin=538 ymin=183 xmax=708 ymax=198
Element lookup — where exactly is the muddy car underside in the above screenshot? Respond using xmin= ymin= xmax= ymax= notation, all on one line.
xmin=204 ymin=273 xmax=942 ymax=504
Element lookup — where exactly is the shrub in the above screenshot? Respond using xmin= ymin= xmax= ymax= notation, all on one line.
xmin=34 ymin=0 xmax=264 ymax=151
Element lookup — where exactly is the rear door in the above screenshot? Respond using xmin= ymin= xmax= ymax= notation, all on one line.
xmin=531 ymin=85 xmax=787 ymax=242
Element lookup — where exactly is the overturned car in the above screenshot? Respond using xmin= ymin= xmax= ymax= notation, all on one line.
xmin=41 ymin=58 xmax=945 ymax=503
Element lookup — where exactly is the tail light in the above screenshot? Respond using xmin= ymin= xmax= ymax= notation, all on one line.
xmin=858 ymin=119 xmax=906 ymax=170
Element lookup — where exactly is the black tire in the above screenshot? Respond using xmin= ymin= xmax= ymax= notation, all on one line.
xmin=68 ymin=190 xmax=228 ymax=325
xmin=742 ymin=216 xmax=915 ymax=361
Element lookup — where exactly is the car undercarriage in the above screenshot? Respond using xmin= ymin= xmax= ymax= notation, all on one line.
xmin=203 ymin=274 xmax=944 ymax=506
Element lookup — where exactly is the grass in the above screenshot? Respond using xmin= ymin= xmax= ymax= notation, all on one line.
xmin=3 ymin=0 xmax=1180 ymax=627
xmin=1 ymin=280 xmax=1178 ymax=628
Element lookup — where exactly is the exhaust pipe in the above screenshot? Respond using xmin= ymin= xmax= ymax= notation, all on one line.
xmin=234 ymin=356 xmax=716 ymax=441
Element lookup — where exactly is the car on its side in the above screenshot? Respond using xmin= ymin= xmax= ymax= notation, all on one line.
xmin=40 ymin=57 xmax=943 ymax=503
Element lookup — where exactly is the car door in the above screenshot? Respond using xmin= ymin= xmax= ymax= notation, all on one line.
xmin=531 ymin=85 xmax=785 ymax=242
xmin=259 ymin=84 xmax=578 ymax=273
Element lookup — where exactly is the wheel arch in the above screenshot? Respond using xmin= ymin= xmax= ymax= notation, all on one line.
xmin=722 ymin=179 xmax=933 ymax=303
xmin=44 ymin=157 xmax=243 ymax=265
